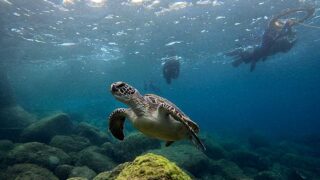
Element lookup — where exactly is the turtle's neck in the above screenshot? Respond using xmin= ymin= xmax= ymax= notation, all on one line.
xmin=127 ymin=92 xmax=147 ymax=117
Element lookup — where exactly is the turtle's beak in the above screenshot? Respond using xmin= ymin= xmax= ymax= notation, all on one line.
xmin=111 ymin=84 xmax=117 ymax=93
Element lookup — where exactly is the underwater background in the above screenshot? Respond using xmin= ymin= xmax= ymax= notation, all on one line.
xmin=1 ymin=0 xmax=320 ymax=179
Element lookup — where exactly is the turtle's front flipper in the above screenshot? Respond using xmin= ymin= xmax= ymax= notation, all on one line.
xmin=108 ymin=108 xmax=128 ymax=140
xmin=159 ymin=103 xmax=206 ymax=151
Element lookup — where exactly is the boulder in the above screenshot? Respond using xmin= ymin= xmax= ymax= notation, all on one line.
xmin=229 ymin=150 xmax=271 ymax=171
xmin=149 ymin=144 xmax=211 ymax=177
xmin=76 ymin=146 xmax=116 ymax=172
xmin=21 ymin=113 xmax=73 ymax=143
xmin=101 ymin=132 xmax=161 ymax=163
xmin=74 ymin=122 xmax=109 ymax=145
xmin=93 ymin=163 xmax=129 ymax=180
xmin=0 ymin=139 xmax=14 ymax=152
xmin=0 ymin=106 xmax=36 ymax=140
xmin=254 ymin=171 xmax=282 ymax=180
xmin=67 ymin=177 xmax=88 ymax=180
xmin=0 ymin=139 xmax=14 ymax=169
xmin=3 ymin=163 xmax=58 ymax=180
xmin=280 ymin=153 xmax=320 ymax=173
xmin=7 ymin=142 xmax=71 ymax=169
xmin=50 ymin=135 xmax=91 ymax=153
xmin=54 ymin=164 xmax=74 ymax=180
xmin=94 ymin=153 xmax=191 ymax=180
xmin=69 ymin=166 xmax=96 ymax=179
xmin=117 ymin=153 xmax=192 ymax=180
xmin=202 ymin=136 xmax=227 ymax=160
xmin=212 ymin=159 xmax=249 ymax=180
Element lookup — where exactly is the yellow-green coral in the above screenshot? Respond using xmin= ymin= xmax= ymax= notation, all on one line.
xmin=116 ymin=153 xmax=191 ymax=180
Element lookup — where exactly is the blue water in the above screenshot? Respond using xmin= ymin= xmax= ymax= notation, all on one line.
xmin=1 ymin=0 xmax=320 ymax=139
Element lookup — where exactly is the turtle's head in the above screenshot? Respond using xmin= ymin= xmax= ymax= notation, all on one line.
xmin=110 ymin=81 xmax=140 ymax=104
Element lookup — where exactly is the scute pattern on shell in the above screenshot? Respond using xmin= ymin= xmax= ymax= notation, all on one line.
xmin=144 ymin=94 xmax=199 ymax=134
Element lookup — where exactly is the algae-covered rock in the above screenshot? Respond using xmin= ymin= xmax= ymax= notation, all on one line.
xmin=7 ymin=142 xmax=71 ymax=169
xmin=280 ymin=153 xmax=320 ymax=172
xmin=4 ymin=163 xmax=59 ymax=180
xmin=54 ymin=164 xmax=74 ymax=180
xmin=117 ymin=153 xmax=191 ymax=180
xmin=0 ymin=106 xmax=36 ymax=140
xmin=229 ymin=150 xmax=271 ymax=171
xmin=74 ymin=122 xmax=109 ymax=145
xmin=50 ymin=135 xmax=91 ymax=153
xmin=212 ymin=159 xmax=249 ymax=180
xmin=76 ymin=146 xmax=116 ymax=172
xmin=67 ymin=177 xmax=88 ymax=180
xmin=202 ymin=136 xmax=227 ymax=160
xmin=254 ymin=171 xmax=281 ymax=180
xmin=69 ymin=166 xmax=97 ymax=179
xmin=93 ymin=162 xmax=129 ymax=180
xmin=0 ymin=139 xmax=14 ymax=152
xmin=102 ymin=133 xmax=161 ymax=163
xmin=21 ymin=113 xmax=74 ymax=143
xmin=149 ymin=144 xmax=210 ymax=177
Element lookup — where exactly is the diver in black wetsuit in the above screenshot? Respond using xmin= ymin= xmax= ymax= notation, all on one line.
xmin=226 ymin=7 xmax=315 ymax=72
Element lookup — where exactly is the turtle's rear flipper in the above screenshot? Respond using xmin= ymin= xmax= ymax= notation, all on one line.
xmin=108 ymin=108 xmax=128 ymax=140
xmin=190 ymin=136 xmax=206 ymax=151
xmin=189 ymin=131 xmax=206 ymax=151
xmin=159 ymin=103 xmax=206 ymax=151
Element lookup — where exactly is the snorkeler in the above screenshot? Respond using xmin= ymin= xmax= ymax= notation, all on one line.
xmin=226 ymin=7 xmax=315 ymax=72
xmin=163 ymin=57 xmax=180 ymax=84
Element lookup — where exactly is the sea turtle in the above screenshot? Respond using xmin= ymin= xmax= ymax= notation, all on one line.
xmin=108 ymin=81 xmax=205 ymax=151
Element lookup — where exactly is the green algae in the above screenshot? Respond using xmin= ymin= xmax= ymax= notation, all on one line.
xmin=116 ymin=153 xmax=191 ymax=180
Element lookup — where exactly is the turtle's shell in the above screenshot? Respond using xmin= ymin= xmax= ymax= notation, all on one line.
xmin=143 ymin=94 xmax=199 ymax=133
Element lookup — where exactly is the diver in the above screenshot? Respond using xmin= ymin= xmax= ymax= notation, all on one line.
xmin=226 ymin=7 xmax=315 ymax=72
xmin=162 ymin=56 xmax=180 ymax=84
